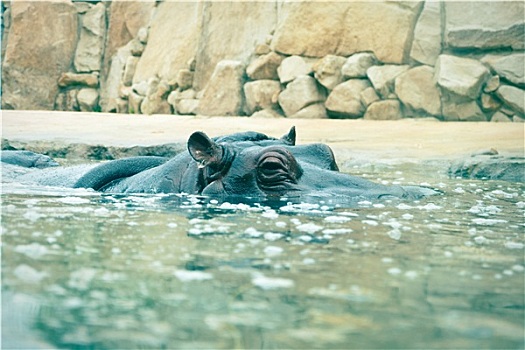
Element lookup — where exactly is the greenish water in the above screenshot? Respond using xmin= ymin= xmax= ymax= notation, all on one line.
xmin=2 ymin=163 xmax=524 ymax=349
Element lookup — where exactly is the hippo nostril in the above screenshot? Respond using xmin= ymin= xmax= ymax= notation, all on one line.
xmin=256 ymin=148 xmax=303 ymax=193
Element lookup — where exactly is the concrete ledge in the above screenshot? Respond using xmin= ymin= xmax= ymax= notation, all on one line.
xmin=2 ymin=110 xmax=524 ymax=163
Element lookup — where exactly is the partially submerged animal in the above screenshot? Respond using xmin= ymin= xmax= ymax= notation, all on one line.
xmin=1 ymin=128 xmax=437 ymax=201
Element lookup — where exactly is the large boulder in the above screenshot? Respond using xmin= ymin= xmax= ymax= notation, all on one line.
xmin=277 ymin=56 xmax=313 ymax=84
xmin=246 ymin=52 xmax=283 ymax=81
xmin=367 ymin=65 xmax=409 ymax=98
xmin=198 ymin=60 xmax=246 ymax=116
xmin=434 ymin=55 xmax=490 ymax=99
xmin=99 ymin=41 xmax=134 ymax=112
xmin=77 ymin=88 xmax=99 ymax=112
xmin=272 ymin=2 xmax=421 ymax=64
xmin=441 ymin=97 xmax=486 ymax=122
xmin=444 ymin=2 xmax=525 ymax=50
xmin=289 ymin=103 xmax=328 ymax=119
xmin=2 ymin=1 xmax=78 ymax=110
xmin=103 ymin=1 xmax=155 ymax=78
xmin=496 ymin=85 xmax=525 ymax=116
xmin=395 ymin=66 xmax=441 ymax=116
xmin=363 ymin=100 xmax=402 ymax=120
xmin=243 ymin=80 xmax=282 ymax=115
xmin=278 ymin=75 xmax=326 ymax=117
xmin=193 ymin=2 xmax=277 ymax=91
xmin=410 ymin=1 xmax=442 ymax=66
xmin=342 ymin=52 xmax=378 ymax=79
xmin=133 ymin=2 xmax=202 ymax=84
xmin=482 ymin=53 xmax=525 ymax=88
xmin=74 ymin=3 xmax=106 ymax=73
xmin=58 ymin=72 xmax=99 ymax=88
xmin=325 ymin=79 xmax=370 ymax=119
xmin=313 ymin=55 xmax=346 ymax=90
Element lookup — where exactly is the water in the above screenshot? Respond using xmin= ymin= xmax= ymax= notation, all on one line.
xmin=2 ymin=162 xmax=524 ymax=349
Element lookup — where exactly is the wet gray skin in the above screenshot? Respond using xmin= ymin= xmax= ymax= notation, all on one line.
xmin=4 ymin=127 xmax=438 ymax=201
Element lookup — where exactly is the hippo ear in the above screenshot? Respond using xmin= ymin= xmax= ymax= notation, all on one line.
xmin=281 ymin=126 xmax=296 ymax=146
xmin=188 ymin=131 xmax=223 ymax=168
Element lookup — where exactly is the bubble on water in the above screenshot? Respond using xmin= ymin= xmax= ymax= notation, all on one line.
xmin=504 ymin=241 xmax=524 ymax=249
xmin=454 ymin=187 xmax=466 ymax=194
xmin=387 ymin=267 xmax=402 ymax=275
xmin=57 ymin=196 xmax=91 ymax=205
xmin=472 ymin=218 xmax=507 ymax=226
xmin=341 ymin=212 xmax=359 ymax=217
xmin=275 ymin=221 xmax=287 ymax=228
xmin=23 ymin=210 xmax=43 ymax=222
xmin=68 ymin=268 xmax=97 ymax=290
xmin=494 ymin=273 xmax=503 ymax=279
xmin=264 ymin=246 xmax=284 ymax=257
xmin=302 ymin=258 xmax=316 ymax=265
xmin=14 ymin=243 xmax=49 ymax=259
xmin=174 ymin=270 xmax=213 ymax=282
xmin=251 ymin=273 xmax=294 ymax=290
xmin=388 ymin=229 xmax=402 ymax=240
xmin=472 ymin=274 xmax=482 ymax=280
xmin=401 ymin=213 xmax=414 ymax=220
xmin=362 ymin=220 xmax=378 ymax=226
xmin=418 ymin=203 xmax=442 ymax=210
xmin=503 ymin=269 xmax=514 ymax=276
xmin=511 ymin=264 xmax=524 ymax=272
xmin=94 ymin=207 xmax=110 ymax=216
xmin=13 ymin=264 xmax=48 ymax=283
xmin=358 ymin=201 xmax=372 ymax=206
xmin=209 ymin=199 xmax=219 ymax=205
xmin=296 ymin=223 xmax=323 ymax=234
xmin=262 ymin=210 xmax=279 ymax=219
xmin=516 ymin=201 xmax=525 ymax=209
xmin=298 ymin=235 xmax=313 ymax=242
xmin=404 ymin=271 xmax=418 ymax=279
xmin=373 ymin=203 xmax=386 ymax=208
xmin=491 ymin=190 xmax=517 ymax=198
xmin=427 ymin=223 xmax=442 ymax=230
xmin=444 ymin=251 xmax=453 ymax=258
xmin=397 ymin=203 xmax=413 ymax=210
xmin=324 ymin=216 xmax=351 ymax=223
xmin=473 ymin=236 xmax=488 ymax=245
xmin=468 ymin=228 xmax=477 ymax=236
xmin=263 ymin=232 xmax=284 ymax=241
xmin=244 ymin=227 xmax=263 ymax=238
xmin=111 ymin=247 xmax=121 ymax=254
xmin=346 ymin=239 xmax=355 ymax=244
xmin=322 ymin=228 xmax=353 ymax=235
xmin=167 ymin=222 xmax=178 ymax=228
xmin=381 ymin=257 xmax=394 ymax=264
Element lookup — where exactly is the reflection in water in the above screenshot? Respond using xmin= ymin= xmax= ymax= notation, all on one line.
xmin=2 ymin=163 xmax=524 ymax=349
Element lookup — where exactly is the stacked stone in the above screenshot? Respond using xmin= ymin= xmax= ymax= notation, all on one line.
xmin=55 ymin=1 xmax=107 ymax=112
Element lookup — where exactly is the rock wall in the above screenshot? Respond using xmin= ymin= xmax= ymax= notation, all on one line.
xmin=2 ymin=1 xmax=524 ymax=122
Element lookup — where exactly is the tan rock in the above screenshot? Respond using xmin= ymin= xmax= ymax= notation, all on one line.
xmin=140 ymin=96 xmax=171 ymax=115
xmin=58 ymin=72 xmax=99 ymax=88
xmin=99 ymin=41 xmax=134 ymax=112
xmin=199 ymin=60 xmax=246 ymax=116
xmin=490 ymin=111 xmax=512 ymax=123
xmin=313 ymin=55 xmax=347 ymax=90
xmin=483 ymin=75 xmax=500 ymax=93
xmin=445 ymin=2 xmax=525 ymax=50
xmin=116 ymin=98 xmax=128 ymax=114
xmin=103 ymin=1 xmax=154 ymax=80
xmin=193 ymin=2 xmax=277 ymax=90
xmin=360 ymin=87 xmax=380 ymax=107
xmin=480 ymin=93 xmax=502 ymax=111
xmin=128 ymin=92 xmax=144 ymax=114
xmin=342 ymin=53 xmax=378 ymax=79
xmin=176 ymin=69 xmax=194 ymax=90
xmin=254 ymin=44 xmax=271 ymax=56
xmin=175 ymin=99 xmax=199 ymax=115
xmin=246 ymin=52 xmax=283 ymax=81
xmin=273 ymin=2 xmax=421 ymax=64
xmin=55 ymin=90 xmax=79 ymax=112
xmin=2 ymin=1 xmax=78 ymax=109
xmin=74 ymin=3 xmax=106 ymax=73
xmin=77 ymin=88 xmax=99 ymax=112
xmin=482 ymin=54 xmax=525 ymax=88
xmin=434 ymin=55 xmax=490 ymax=99
xmin=251 ymin=109 xmax=284 ymax=119
xmin=367 ymin=65 xmax=409 ymax=98
xmin=410 ymin=1 xmax=442 ymax=66
xmin=134 ymin=2 xmax=202 ymax=84
xmin=278 ymin=75 xmax=326 ymax=117
xmin=395 ymin=66 xmax=441 ymax=116
xmin=325 ymin=79 xmax=370 ymax=119
xmin=290 ymin=103 xmax=328 ymax=119
xmin=496 ymin=85 xmax=525 ymax=116
xmin=122 ymin=56 xmax=140 ymax=86
xmin=364 ymin=100 xmax=402 ymax=120
xmin=243 ymin=80 xmax=282 ymax=115
xmin=277 ymin=56 xmax=313 ymax=84
xmin=442 ymin=98 xmax=486 ymax=121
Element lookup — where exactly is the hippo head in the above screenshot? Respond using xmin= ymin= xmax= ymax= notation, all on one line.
xmin=185 ymin=127 xmax=435 ymax=201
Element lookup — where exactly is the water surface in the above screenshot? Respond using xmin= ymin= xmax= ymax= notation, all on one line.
xmin=2 ymin=162 xmax=524 ymax=349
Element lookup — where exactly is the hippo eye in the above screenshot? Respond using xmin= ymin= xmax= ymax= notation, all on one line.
xmin=257 ymin=147 xmax=302 ymax=193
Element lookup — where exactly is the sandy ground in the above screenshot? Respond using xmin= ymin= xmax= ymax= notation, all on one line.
xmin=2 ymin=110 xmax=524 ymax=163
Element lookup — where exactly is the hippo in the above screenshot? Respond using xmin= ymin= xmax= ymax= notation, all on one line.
xmin=2 ymin=128 xmax=437 ymax=201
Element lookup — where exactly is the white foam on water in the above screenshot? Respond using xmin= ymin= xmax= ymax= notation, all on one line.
xmin=174 ymin=270 xmax=213 ymax=282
